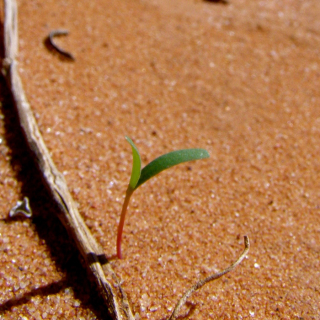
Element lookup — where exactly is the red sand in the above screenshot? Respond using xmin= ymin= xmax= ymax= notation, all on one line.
xmin=1 ymin=0 xmax=319 ymax=319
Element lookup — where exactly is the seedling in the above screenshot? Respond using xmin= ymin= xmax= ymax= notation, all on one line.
xmin=117 ymin=136 xmax=210 ymax=259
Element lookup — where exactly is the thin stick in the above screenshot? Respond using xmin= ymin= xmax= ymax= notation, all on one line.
xmin=168 ymin=236 xmax=250 ymax=320
xmin=2 ymin=1 xmax=133 ymax=319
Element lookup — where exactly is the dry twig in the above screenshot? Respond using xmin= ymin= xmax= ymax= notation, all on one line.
xmin=169 ymin=236 xmax=250 ymax=320
xmin=2 ymin=0 xmax=134 ymax=319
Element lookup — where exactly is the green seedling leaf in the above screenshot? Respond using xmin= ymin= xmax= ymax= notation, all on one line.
xmin=126 ymin=136 xmax=141 ymax=190
xmin=136 ymin=148 xmax=209 ymax=189
xmin=117 ymin=137 xmax=210 ymax=259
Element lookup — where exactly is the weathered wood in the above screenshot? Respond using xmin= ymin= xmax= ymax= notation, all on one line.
xmin=2 ymin=1 xmax=134 ymax=319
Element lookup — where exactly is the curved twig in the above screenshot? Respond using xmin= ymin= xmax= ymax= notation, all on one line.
xmin=168 ymin=236 xmax=250 ymax=320
xmin=46 ymin=29 xmax=75 ymax=61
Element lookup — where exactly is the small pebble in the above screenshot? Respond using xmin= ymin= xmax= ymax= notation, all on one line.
xmin=9 ymin=197 xmax=32 ymax=218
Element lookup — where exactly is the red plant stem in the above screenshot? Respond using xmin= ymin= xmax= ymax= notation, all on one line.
xmin=117 ymin=186 xmax=134 ymax=259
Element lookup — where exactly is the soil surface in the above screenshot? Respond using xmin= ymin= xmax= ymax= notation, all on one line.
xmin=1 ymin=0 xmax=320 ymax=319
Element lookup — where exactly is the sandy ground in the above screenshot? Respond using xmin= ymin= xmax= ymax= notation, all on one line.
xmin=1 ymin=0 xmax=320 ymax=319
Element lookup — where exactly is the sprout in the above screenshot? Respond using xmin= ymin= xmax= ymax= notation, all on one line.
xmin=117 ymin=136 xmax=210 ymax=259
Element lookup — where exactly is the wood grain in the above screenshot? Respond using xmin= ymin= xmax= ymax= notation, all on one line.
xmin=2 ymin=1 xmax=134 ymax=319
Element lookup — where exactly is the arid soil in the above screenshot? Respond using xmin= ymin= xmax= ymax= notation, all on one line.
xmin=1 ymin=0 xmax=320 ymax=319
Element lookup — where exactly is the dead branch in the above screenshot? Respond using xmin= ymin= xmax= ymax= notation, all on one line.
xmin=1 ymin=0 xmax=134 ymax=319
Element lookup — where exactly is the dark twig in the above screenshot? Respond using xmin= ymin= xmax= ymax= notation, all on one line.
xmin=46 ymin=29 xmax=75 ymax=61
